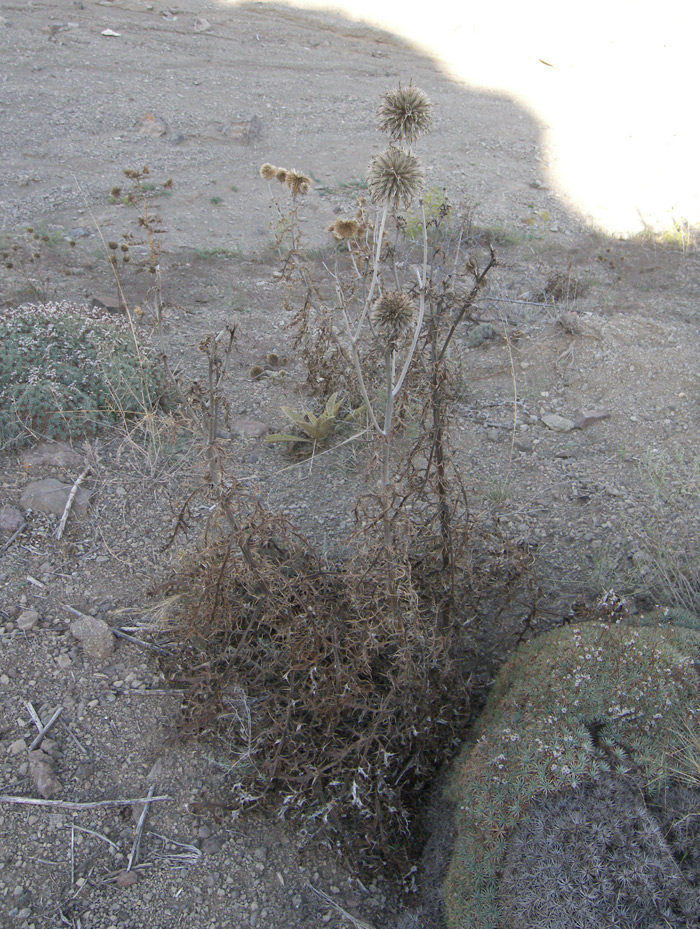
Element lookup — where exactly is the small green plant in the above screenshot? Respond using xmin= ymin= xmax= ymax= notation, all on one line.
xmin=266 ymin=392 xmax=363 ymax=451
xmin=209 ymin=195 xmax=223 ymax=206
xmin=0 ymin=301 xmax=166 ymax=448
xmin=193 ymin=246 xmax=243 ymax=261
xmin=404 ymin=185 xmax=450 ymax=240
xmin=467 ymin=322 xmax=498 ymax=348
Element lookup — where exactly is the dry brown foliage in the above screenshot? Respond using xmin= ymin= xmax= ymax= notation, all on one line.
xmin=157 ymin=486 xmax=532 ymax=874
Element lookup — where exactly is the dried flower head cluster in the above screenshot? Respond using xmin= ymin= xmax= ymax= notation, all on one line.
xmin=378 ymin=83 xmax=433 ymax=144
xmin=371 ymin=291 xmax=416 ymax=337
xmin=329 ymin=217 xmax=360 ymax=241
xmin=285 ymin=170 xmax=312 ymax=196
xmin=367 ymin=146 xmax=424 ymax=210
xmin=260 ymin=164 xmax=311 ymax=196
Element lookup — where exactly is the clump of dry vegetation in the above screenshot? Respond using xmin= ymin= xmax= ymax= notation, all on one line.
xmin=155 ymin=85 xmax=532 ymax=871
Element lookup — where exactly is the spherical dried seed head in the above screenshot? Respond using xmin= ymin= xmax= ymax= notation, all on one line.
xmin=378 ymin=83 xmax=433 ymax=143
xmin=249 ymin=365 xmax=264 ymax=379
xmin=371 ymin=291 xmax=416 ymax=335
xmin=331 ymin=218 xmax=360 ymax=240
xmin=285 ymin=170 xmax=312 ymax=196
xmin=367 ymin=147 xmax=424 ymax=210
xmin=275 ymin=168 xmax=288 ymax=183
xmin=260 ymin=163 xmax=277 ymax=180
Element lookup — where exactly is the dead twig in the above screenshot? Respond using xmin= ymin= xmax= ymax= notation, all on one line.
xmin=0 ymin=521 xmax=27 ymax=555
xmin=0 ymin=794 xmax=171 ymax=810
xmin=128 ymin=784 xmax=155 ymax=870
xmin=112 ymin=627 xmax=175 ymax=656
xmin=56 ymin=468 xmax=90 ymax=541
xmin=61 ymin=824 xmax=119 ymax=851
xmin=29 ymin=706 xmax=63 ymax=750
xmin=308 ymin=885 xmax=378 ymax=929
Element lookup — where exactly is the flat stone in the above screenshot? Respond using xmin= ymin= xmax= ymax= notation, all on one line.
xmin=137 ymin=112 xmax=167 ymax=137
xmin=70 ymin=614 xmax=115 ymax=659
xmin=115 ymin=870 xmax=139 ymax=888
xmin=230 ymin=417 xmax=269 ymax=438
xmin=541 ymin=413 xmax=575 ymax=432
xmin=28 ymin=750 xmax=62 ymax=799
xmin=17 ymin=609 xmax=40 ymax=631
xmin=8 ymin=738 xmax=27 ymax=755
xmin=20 ymin=479 xmax=91 ymax=518
xmin=21 ymin=441 xmax=85 ymax=470
xmin=0 ymin=505 xmax=24 ymax=533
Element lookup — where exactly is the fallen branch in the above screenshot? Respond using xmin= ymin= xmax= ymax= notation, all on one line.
xmin=56 ymin=468 xmax=90 ymax=541
xmin=0 ymin=794 xmax=171 ymax=810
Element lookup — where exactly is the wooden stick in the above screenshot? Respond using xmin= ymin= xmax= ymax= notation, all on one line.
xmin=0 ymin=794 xmax=171 ymax=810
xmin=29 ymin=707 xmax=63 ymax=750
xmin=25 ymin=701 xmax=42 ymax=729
xmin=56 ymin=468 xmax=90 ymax=541
xmin=308 ymin=885 xmax=377 ymax=929
xmin=0 ymin=521 xmax=26 ymax=555
xmin=128 ymin=784 xmax=155 ymax=871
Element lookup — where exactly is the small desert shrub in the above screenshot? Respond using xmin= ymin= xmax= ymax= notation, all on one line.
xmin=445 ymin=619 xmax=700 ymax=929
xmin=0 ymin=301 xmax=166 ymax=448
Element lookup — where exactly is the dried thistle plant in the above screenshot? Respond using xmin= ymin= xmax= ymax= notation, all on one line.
xmin=367 ymin=146 xmax=424 ymax=210
xmin=260 ymin=162 xmax=277 ymax=181
xmin=378 ymin=82 xmax=433 ymax=143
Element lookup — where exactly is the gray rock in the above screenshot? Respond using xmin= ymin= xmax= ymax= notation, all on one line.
xmin=70 ymin=614 xmax=115 ymax=659
xmin=0 ymin=505 xmax=24 ymax=533
xmin=230 ymin=418 xmax=269 ymax=438
xmin=20 ymin=479 xmax=91 ymax=518
xmin=201 ymin=836 xmax=224 ymax=855
xmin=17 ymin=609 xmax=40 ymax=631
xmin=21 ymin=441 xmax=85 ymax=470
xmin=115 ymin=870 xmax=138 ymax=888
xmin=541 ymin=413 xmax=575 ymax=432
xmin=28 ymin=750 xmax=62 ymax=799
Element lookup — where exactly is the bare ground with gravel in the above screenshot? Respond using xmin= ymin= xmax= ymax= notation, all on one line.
xmin=1 ymin=2 xmax=700 ymax=928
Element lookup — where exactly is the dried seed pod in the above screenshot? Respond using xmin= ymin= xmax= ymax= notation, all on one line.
xmin=371 ymin=291 xmax=416 ymax=338
xmin=378 ymin=83 xmax=433 ymax=143
xmin=367 ymin=147 xmax=423 ymax=210
xmin=330 ymin=218 xmax=360 ymax=240
xmin=285 ymin=170 xmax=312 ymax=196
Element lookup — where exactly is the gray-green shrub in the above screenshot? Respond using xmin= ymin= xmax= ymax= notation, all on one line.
xmin=0 ymin=301 xmax=165 ymax=448
xmin=445 ymin=618 xmax=700 ymax=928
